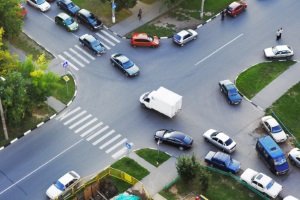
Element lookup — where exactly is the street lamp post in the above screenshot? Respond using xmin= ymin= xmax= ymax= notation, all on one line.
xmin=0 ymin=76 xmax=8 ymax=140
xmin=200 ymin=0 xmax=205 ymax=19
xmin=112 ymin=0 xmax=116 ymax=23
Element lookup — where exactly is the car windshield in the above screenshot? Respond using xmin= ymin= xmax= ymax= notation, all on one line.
xmin=274 ymin=156 xmax=286 ymax=166
xmin=225 ymin=138 xmax=233 ymax=146
xmin=228 ymin=86 xmax=238 ymax=96
xmin=272 ymin=47 xmax=278 ymax=54
xmin=67 ymin=2 xmax=75 ymax=9
xmin=266 ymin=180 xmax=275 ymax=190
xmin=54 ymin=180 xmax=65 ymax=191
xmin=147 ymin=37 xmax=153 ymax=42
xmin=65 ymin=18 xmax=74 ymax=25
xmin=122 ymin=60 xmax=134 ymax=69
xmin=91 ymin=40 xmax=100 ymax=47
xmin=87 ymin=14 xmax=97 ymax=23
xmin=37 ymin=0 xmax=46 ymax=5
xmin=271 ymin=125 xmax=282 ymax=133
xmin=174 ymin=35 xmax=181 ymax=41
xmin=183 ymin=136 xmax=192 ymax=144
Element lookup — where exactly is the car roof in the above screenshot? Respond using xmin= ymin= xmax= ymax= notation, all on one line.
xmin=58 ymin=172 xmax=77 ymax=185
xmin=258 ymin=136 xmax=284 ymax=158
xmin=274 ymin=45 xmax=290 ymax=51
xmin=116 ymin=55 xmax=129 ymax=63
xmin=62 ymin=0 xmax=72 ymax=4
xmin=84 ymin=34 xmax=96 ymax=42
xmin=215 ymin=152 xmax=230 ymax=161
xmin=57 ymin=13 xmax=70 ymax=20
xmin=216 ymin=132 xmax=230 ymax=142
xmin=229 ymin=1 xmax=241 ymax=9
xmin=265 ymin=117 xmax=279 ymax=127
xmin=221 ymin=79 xmax=233 ymax=86
xmin=132 ymin=33 xmax=149 ymax=39
xmin=79 ymin=9 xmax=91 ymax=16
xmin=176 ymin=30 xmax=190 ymax=37
xmin=254 ymin=173 xmax=272 ymax=187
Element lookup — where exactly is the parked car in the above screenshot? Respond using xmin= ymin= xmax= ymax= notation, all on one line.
xmin=26 ymin=0 xmax=51 ymax=12
xmin=261 ymin=116 xmax=287 ymax=143
xmin=110 ymin=53 xmax=140 ymax=77
xmin=283 ymin=196 xmax=299 ymax=200
xmin=154 ymin=129 xmax=193 ymax=150
xmin=19 ymin=3 xmax=28 ymax=18
xmin=55 ymin=13 xmax=78 ymax=32
xmin=79 ymin=34 xmax=105 ymax=55
xmin=76 ymin=9 xmax=103 ymax=30
xmin=46 ymin=171 xmax=80 ymax=200
xmin=219 ymin=80 xmax=242 ymax=105
xmin=226 ymin=1 xmax=247 ymax=17
xmin=264 ymin=45 xmax=294 ymax=59
xmin=288 ymin=148 xmax=300 ymax=167
xmin=204 ymin=151 xmax=240 ymax=174
xmin=131 ymin=33 xmax=159 ymax=48
xmin=56 ymin=0 xmax=80 ymax=16
xmin=203 ymin=129 xmax=236 ymax=153
xmin=173 ymin=29 xmax=198 ymax=46
xmin=240 ymin=168 xmax=282 ymax=199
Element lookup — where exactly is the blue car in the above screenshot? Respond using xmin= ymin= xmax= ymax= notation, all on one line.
xmin=219 ymin=79 xmax=242 ymax=105
xmin=56 ymin=0 xmax=80 ymax=16
xmin=205 ymin=151 xmax=240 ymax=174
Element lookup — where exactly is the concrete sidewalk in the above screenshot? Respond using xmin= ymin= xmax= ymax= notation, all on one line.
xmin=251 ymin=61 xmax=300 ymax=109
xmin=110 ymin=0 xmax=168 ymax=36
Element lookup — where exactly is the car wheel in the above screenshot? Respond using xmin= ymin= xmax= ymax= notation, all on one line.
xmin=290 ymin=157 xmax=296 ymax=165
xmin=180 ymin=43 xmax=184 ymax=47
xmin=77 ymin=19 xmax=81 ymax=23
xmin=125 ymin=72 xmax=129 ymax=77
xmin=204 ymin=138 xmax=209 ymax=142
xmin=111 ymin=61 xmax=115 ymax=66
xmin=220 ymin=87 xmax=223 ymax=92
xmin=55 ymin=20 xmax=58 ymax=24
xmin=227 ymin=99 xmax=232 ymax=104
xmin=179 ymin=146 xmax=184 ymax=151
xmin=193 ymin=36 xmax=197 ymax=40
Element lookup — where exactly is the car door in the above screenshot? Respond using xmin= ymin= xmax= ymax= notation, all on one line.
xmin=217 ymin=139 xmax=225 ymax=150
xmin=116 ymin=60 xmax=123 ymax=71
xmin=263 ymin=121 xmax=271 ymax=132
xmin=56 ymin=17 xmax=64 ymax=27
xmin=184 ymin=33 xmax=192 ymax=43
xmin=211 ymin=137 xmax=219 ymax=147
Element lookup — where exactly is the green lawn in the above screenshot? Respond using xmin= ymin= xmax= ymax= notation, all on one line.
xmin=160 ymin=168 xmax=264 ymax=200
xmin=50 ymin=74 xmax=76 ymax=104
xmin=139 ymin=0 xmax=157 ymax=4
xmin=128 ymin=24 xmax=176 ymax=37
xmin=266 ymin=82 xmax=300 ymax=143
xmin=72 ymin=0 xmax=132 ymax=26
xmin=135 ymin=148 xmax=170 ymax=167
xmin=236 ymin=61 xmax=296 ymax=99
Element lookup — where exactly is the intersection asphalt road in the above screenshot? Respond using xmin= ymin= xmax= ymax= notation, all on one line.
xmin=0 ymin=0 xmax=300 ymax=199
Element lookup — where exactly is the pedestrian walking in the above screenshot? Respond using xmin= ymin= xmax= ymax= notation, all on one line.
xmin=276 ymin=29 xmax=280 ymax=40
xmin=138 ymin=8 xmax=142 ymax=21
xmin=279 ymin=27 xmax=283 ymax=39
xmin=221 ymin=9 xmax=225 ymax=20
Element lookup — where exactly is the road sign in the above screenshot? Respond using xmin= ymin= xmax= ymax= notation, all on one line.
xmin=125 ymin=142 xmax=132 ymax=149
xmin=62 ymin=60 xmax=68 ymax=68
xmin=112 ymin=2 xmax=116 ymax=9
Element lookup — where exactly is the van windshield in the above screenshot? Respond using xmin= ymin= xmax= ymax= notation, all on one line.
xmin=274 ymin=156 xmax=286 ymax=165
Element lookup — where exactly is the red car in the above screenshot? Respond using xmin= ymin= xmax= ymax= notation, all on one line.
xmin=130 ymin=33 xmax=159 ymax=48
xmin=226 ymin=1 xmax=247 ymax=17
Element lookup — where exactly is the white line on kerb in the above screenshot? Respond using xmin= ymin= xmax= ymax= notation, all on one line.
xmin=0 ymin=139 xmax=83 ymax=195
xmin=194 ymin=33 xmax=244 ymax=66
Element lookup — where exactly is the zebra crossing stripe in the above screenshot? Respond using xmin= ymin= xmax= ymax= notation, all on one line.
xmin=69 ymin=48 xmax=90 ymax=64
xmin=86 ymin=125 xmax=109 ymax=141
xmin=101 ymin=30 xmax=120 ymax=43
xmin=57 ymin=107 xmax=81 ymax=120
xmin=112 ymin=147 xmax=127 ymax=159
xmin=69 ymin=114 xmax=92 ymax=129
xmin=63 ymin=51 xmax=85 ymax=67
xmin=105 ymin=138 xmax=127 ymax=153
xmin=64 ymin=110 xmax=87 ymax=125
xmin=74 ymin=118 xmax=98 ymax=133
xmin=96 ymin=33 xmax=115 ymax=46
xmin=92 ymin=130 xmax=115 ymax=145
xmin=99 ymin=134 xmax=121 ymax=150
xmin=58 ymin=55 xmax=79 ymax=71
xmin=74 ymin=45 xmax=95 ymax=60
xmin=80 ymin=122 xmax=103 ymax=138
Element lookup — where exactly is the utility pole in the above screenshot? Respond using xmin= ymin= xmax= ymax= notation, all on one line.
xmin=0 ymin=77 xmax=8 ymax=140
xmin=112 ymin=0 xmax=116 ymax=23
xmin=200 ymin=0 xmax=205 ymax=19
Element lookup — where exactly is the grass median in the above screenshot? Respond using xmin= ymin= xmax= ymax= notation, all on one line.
xmin=236 ymin=61 xmax=296 ymax=99
xmin=135 ymin=148 xmax=170 ymax=167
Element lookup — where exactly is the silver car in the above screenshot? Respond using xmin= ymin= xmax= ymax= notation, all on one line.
xmin=264 ymin=45 xmax=294 ymax=59
xmin=173 ymin=29 xmax=198 ymax=46
xmin=203 ymin=129 xmax=237 ymax=153
xmin=288 ymin=148 xmax=300 ymax=167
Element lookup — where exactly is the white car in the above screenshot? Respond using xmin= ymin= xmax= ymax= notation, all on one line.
xmin=203 ymin=129 xmax=236 ymax=153
xmin=46 ymin=171 xmax=80 ymax=199
xmin=241 ymin=168 xmax=282 ymax=199
xmin=26 ymin=0 xmax=51 ymax=12
xmin=264 ymin=45 xmax=294 ymax=59
xmin=283 ymin=196 xmax=299 ymax=200
xmin=288 ymin=148 xmax=300 ymax=167
xmin=261 ymin=116 xmax=287 ymax=143
xmin=173 ymin=29 xmax=198 ymax=46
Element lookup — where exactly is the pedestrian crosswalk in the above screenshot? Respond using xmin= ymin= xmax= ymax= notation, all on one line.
xmin=57 ymin=29 xmax=121 ymax=71
xmin=56 ymin=107 xmax=133 ymax=159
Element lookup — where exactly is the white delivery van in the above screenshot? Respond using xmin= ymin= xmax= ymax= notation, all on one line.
xmin=139 ymin=87 xmax=182 ymax=118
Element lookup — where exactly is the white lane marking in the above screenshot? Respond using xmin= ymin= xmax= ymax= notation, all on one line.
xmin=99 ymin=134 xmax=121 ymax=150
xmin=56 ymin=107 xmax=81 ymax=120
xmin=96 ymin=33 xmax=115 ymax=46
xmin=58 ymin=55 xmax=79 ymax=71
xmin=0 ymin=139 xmax=83 ymax=195
xmin=42 ymin=13 xmax=54 ymax=22
xmin=74 ymin=118 xmax=98 ymax=133
xmin=74 ymin=45 xmax=95 ymax=60
xmin=63 ymin=110 xmax=87 ymax=125
xmin=69 ymin=114 xmax=92 ymax=129
xmin=69 ymin=48 xmax=90 ymax=64
xmin=194 ymin=33 xmax=244 ymax=66
xmin=79 ymin=122 xmax=103 ymax=137
xmin=86 ymin=125 xmax=109 ymax=141
xmin=92 ymin=130 xmax=115 ymax=145
xmin=105 ymin=138 xmax=127 ymax=153
xmin=63 ymin=51 xmax=85 ymax=67
xmin=111 ymin=142 xmax=133 ymax=159
xmin=101 ymin=30 xmax=120 ymax=43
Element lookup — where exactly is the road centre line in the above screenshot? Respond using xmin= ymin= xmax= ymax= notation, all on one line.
xmin=96 ymin=33 xmax=115 ymax=46
xmin=194 ymin=33 xmax=244 ymax=66
xmin=42 ymin=13 xmax=54 ymax=22
xmin=69 ymin=48 xmax=90 ymax=64
xmin=0 ymin=139 xmax=83 ymax=195
xmin=74 ymin=45 xmax=95 ymax=60
xmin=101 ymin=30 xmax=120 ymax=43
xmin=57 ymin=107 xmax=81 ymax=120
xmin=63 ymin=110 xmax=87 ymax=125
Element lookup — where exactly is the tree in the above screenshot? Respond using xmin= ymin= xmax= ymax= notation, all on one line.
xmin=197 ymin=167 xmax=210 ymax=193
xmin=162 ymin=0 xmax=177 ymax=8
xmin=176 ymin=154 xmax=200 ymax=182
xmin=0 ymin=0 xmax=23 ymax=38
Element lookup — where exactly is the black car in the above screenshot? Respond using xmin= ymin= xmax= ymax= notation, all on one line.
xmin=79 ymin=34 xmax=105 ymax=55
xmin=154 ymin=129 xmax=193 ymax=150
xmin=76 ymin=9 xmax=103 ymax=30
xmin=56 ymin=0 xmax=80 ymax=16
xmin=110 ymin=53 xmax=140 ymax=77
